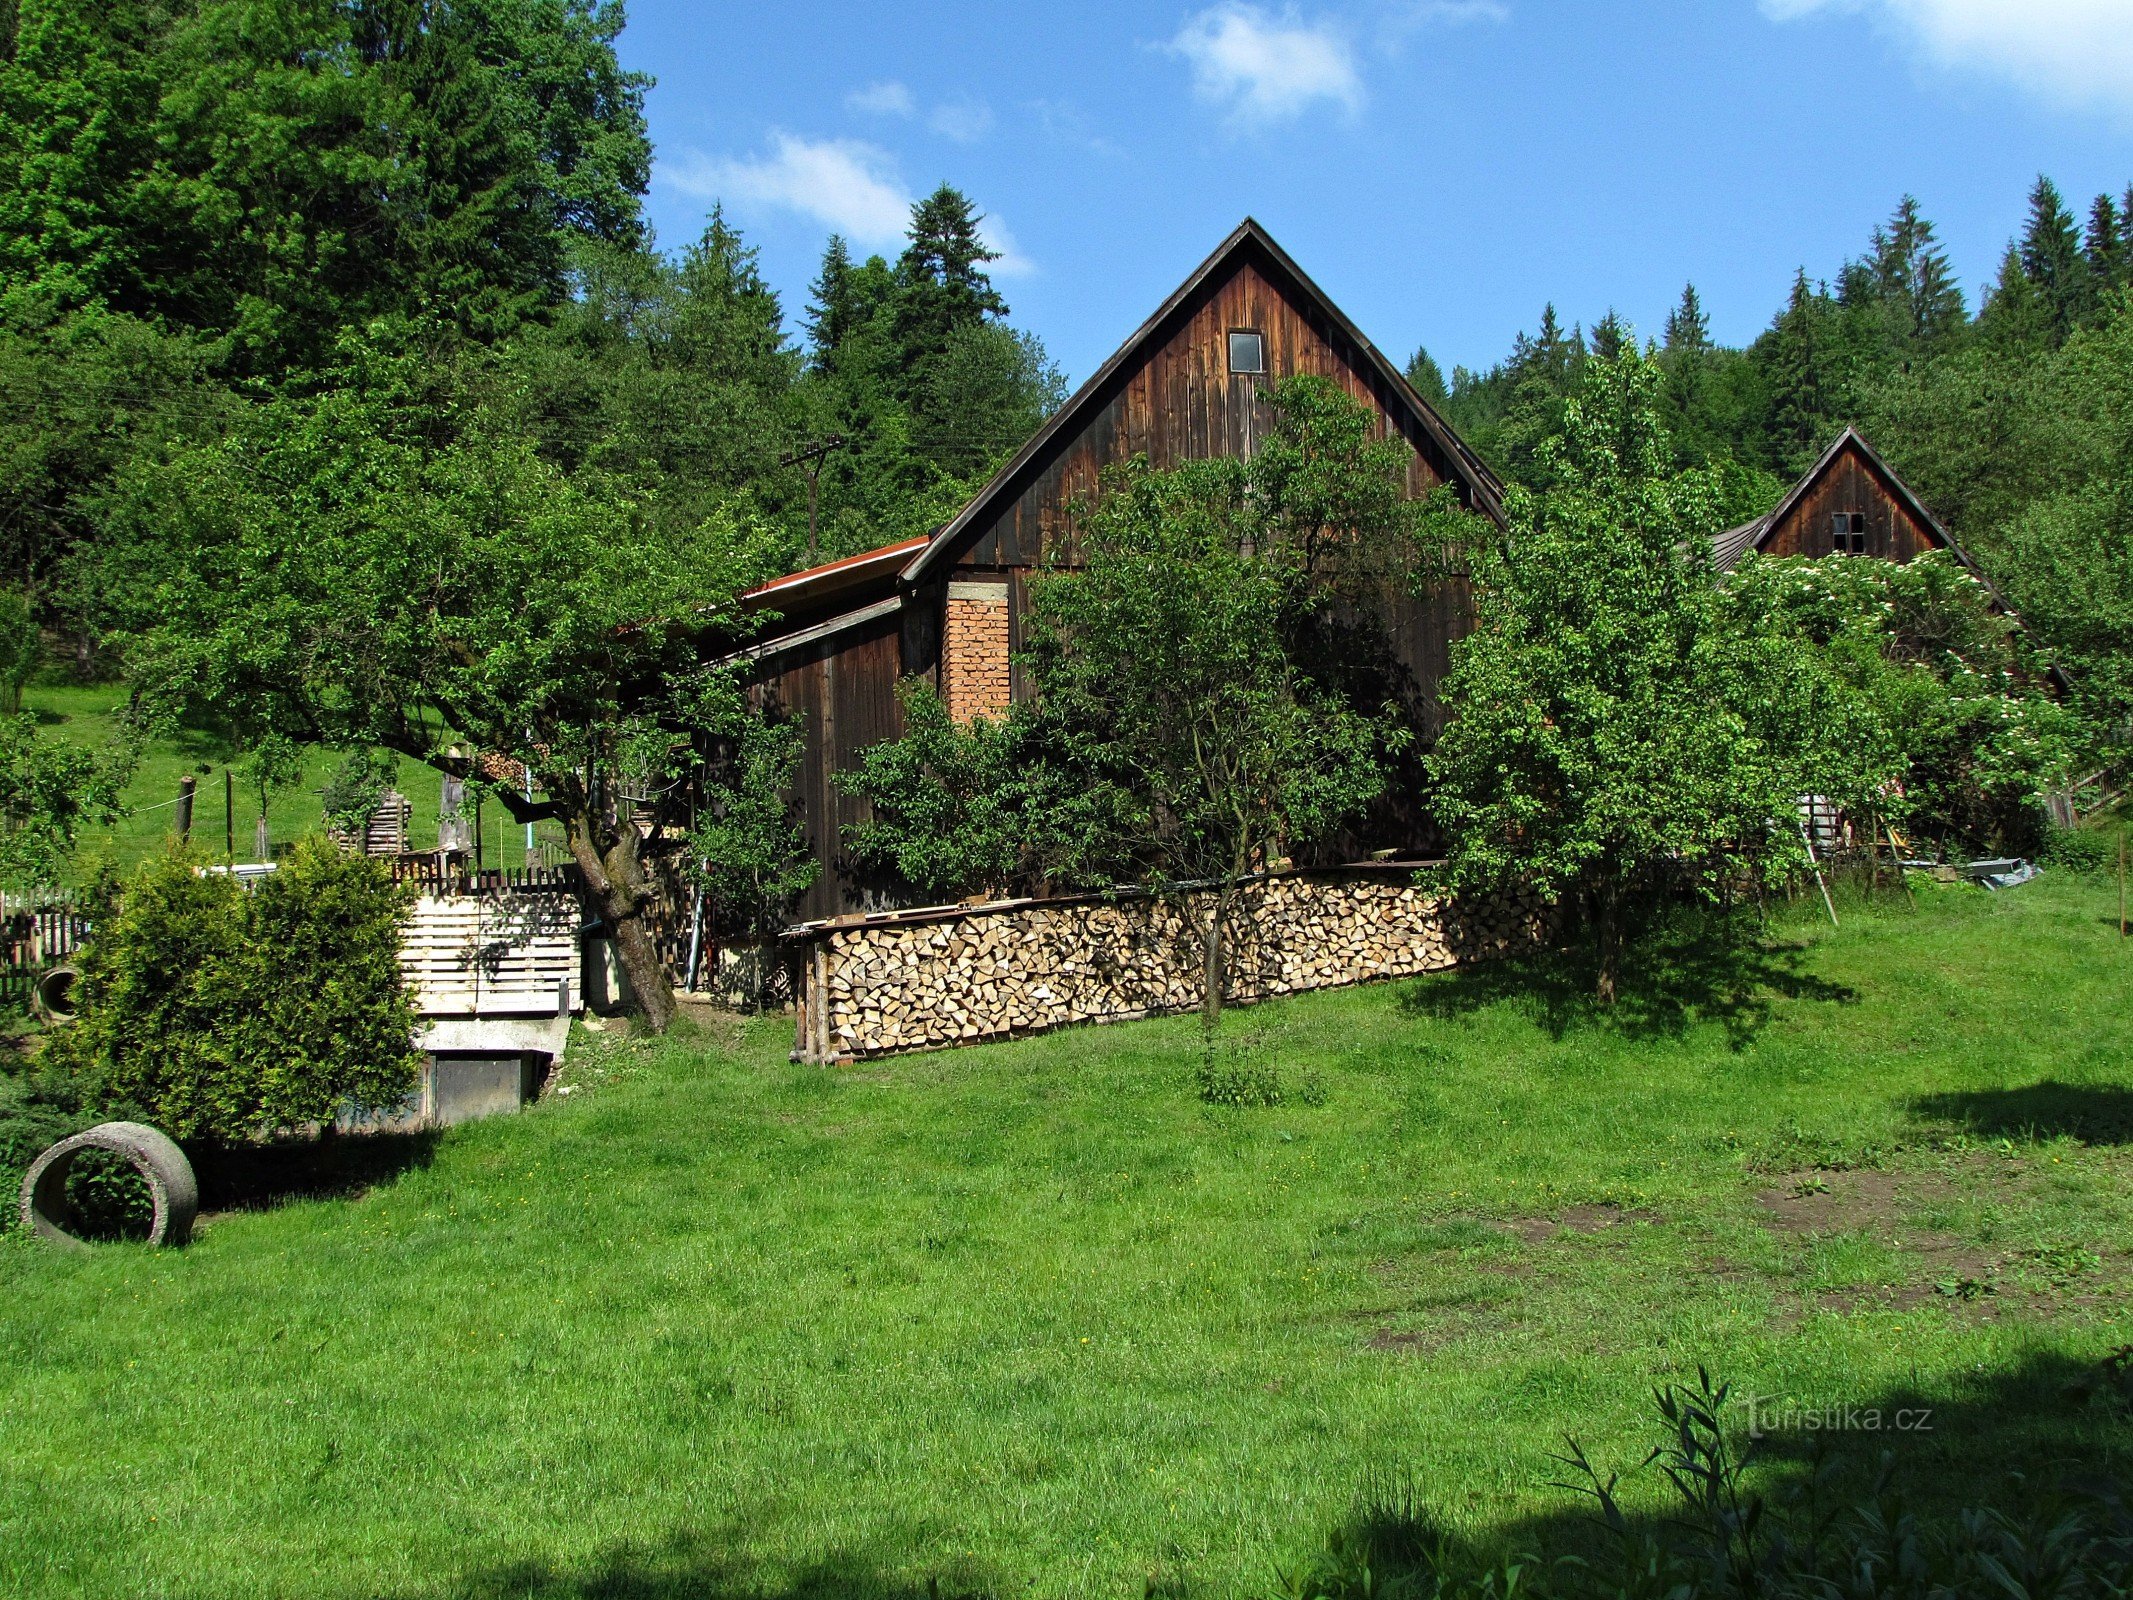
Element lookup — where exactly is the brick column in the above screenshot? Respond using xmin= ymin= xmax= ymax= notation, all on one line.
xmin=943 ymin=578 xmax=1011 ymax=724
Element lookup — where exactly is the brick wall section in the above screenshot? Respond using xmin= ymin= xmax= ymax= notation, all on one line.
xmin=792 ymin=870 xmax=1554 ymax=1061
xmin=943 ymin=579 xmax=1010 ymax=723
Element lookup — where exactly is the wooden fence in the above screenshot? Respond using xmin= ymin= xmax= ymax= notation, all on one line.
xmin=385 ymin=858 xmax=582 ymax=897
xmin=2 ymin=892 xmax=89 ymax=1014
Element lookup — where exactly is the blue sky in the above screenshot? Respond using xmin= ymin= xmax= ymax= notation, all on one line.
xmin=619 ymin=1 xmax=2133 ymax=384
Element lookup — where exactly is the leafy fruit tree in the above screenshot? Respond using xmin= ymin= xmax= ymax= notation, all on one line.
xmin=0 ymin=712 xmax=131 ymax=887
xmin=1031 ymin=454 xmax=1398 ymax=1023
xmin=1427 ymin=343 xmax=1885 ymax=1003
xmin=42 ymin=840 xmax=422 ymax=1140
xmin=99 ymin=332 xmax=781 ymax=1032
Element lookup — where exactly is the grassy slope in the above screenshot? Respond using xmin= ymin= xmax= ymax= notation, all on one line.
xmin=23 ymin=682 xmax=563 ymax=879
xmin=0 ymin=877 xmax=2129 ymax=1598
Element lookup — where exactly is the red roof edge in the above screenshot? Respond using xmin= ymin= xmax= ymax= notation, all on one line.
xmin=742 ymin=534 xmax=930 ymax=609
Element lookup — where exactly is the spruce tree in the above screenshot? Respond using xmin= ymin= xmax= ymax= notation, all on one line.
xmin=1663 ymin=284 xmax=1710 ymax=353
xmin=1865 ymin=196 xmax=1965 ymax=357
xmin=893 ymin=184 xmax=1005 ymax=384
xmin=1405 ymin=344 xmax=1449 ymax=406
xmin=2018 ymin=175 xmax=2093 ymax=343
xmin=804 ymin=234 xmax=856 ymax=374
xmin=2086 ymin=193 xmax=2125 ymax=293
xmin=1588 ymin=309 xmax=1630 ymax=363
xmin=1758 ymin=269 xmax=1841 ymax=476
xmin=1977 ymin=242 xmax=2053 ymax=354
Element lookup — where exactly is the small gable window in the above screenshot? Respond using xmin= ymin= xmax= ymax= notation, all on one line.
xmin=1831 ymin=511 xmax=1866 ymax=554
xmin=1227 ymin=329 xmax=1266 ymax=375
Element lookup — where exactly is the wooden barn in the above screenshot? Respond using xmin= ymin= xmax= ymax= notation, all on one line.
xmin=1713 ymin=426 xmax=2003 ymax=592
xmin=729 ymin=219 xmax=1506 ymax=924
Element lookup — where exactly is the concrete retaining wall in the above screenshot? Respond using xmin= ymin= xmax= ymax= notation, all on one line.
xmin=790 ymin=868 xmax=1551 ymax=1062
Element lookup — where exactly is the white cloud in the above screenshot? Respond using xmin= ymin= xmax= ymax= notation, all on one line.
xmin=1760 ymin=0 xmax=2133 ymax=112
xmin=661 ymin=134 xmax=912 ymax=246
xmin=980 ymin=215 xmax=1036 ymax=278
xmin=1169 ymin=5 xmax=1365 ymax=126
xmin=660 ymin=133 xmax=1036 ymax=274
xmin=928 ymin=97 xmax=996 ymax=142
xmin=1387 ymin=0 xmax=1509 ymax=25
xmin=846 ymin=80 xmax=915 ymax=117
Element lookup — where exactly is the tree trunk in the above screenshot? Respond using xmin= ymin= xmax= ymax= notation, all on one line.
xmin=1594 ymin=885 xmax=1621 ymax=1007
xmin=565 ymin=812 xmax=677 ymax=1033
xmin=1200 ymin=886 xmax=1229 ymax=1030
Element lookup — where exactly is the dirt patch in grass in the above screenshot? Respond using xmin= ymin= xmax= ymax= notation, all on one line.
xmin=1490 ymin=1203 xmax=1662 ymax=1244
xmin=1753 ymin=1156 xmax=2029 ymax=1236
xmin=1757 ymin=1159 xmax=2123 ymax=1321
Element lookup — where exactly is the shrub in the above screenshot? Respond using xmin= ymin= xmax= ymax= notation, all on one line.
xmin=1197 ymin=1037 xmax=1285 ymax=1108
xmin=2041 ymin=824 xmax=2115 ymax=874
xmin=41 ymin=839 xmax=421 ymax=1142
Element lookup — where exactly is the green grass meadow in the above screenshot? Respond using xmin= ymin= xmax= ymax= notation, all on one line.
xmin=1 ymin=873 xmax=2130 ymax=1597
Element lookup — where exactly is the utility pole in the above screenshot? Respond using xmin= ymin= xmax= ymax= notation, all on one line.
xmin=780 ymin=435 xmax=847 ymax=561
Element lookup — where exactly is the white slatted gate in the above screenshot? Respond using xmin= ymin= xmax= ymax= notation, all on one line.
xmin=401 ymin=891 xmax=579 ymax=1015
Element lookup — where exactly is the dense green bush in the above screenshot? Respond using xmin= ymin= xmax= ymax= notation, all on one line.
xmin=2041 ymin=824 xmax=2116 ymax=875
xmin=39 ymin=839 xmax=422 ymax=1142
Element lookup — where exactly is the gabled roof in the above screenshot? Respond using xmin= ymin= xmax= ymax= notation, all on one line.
xmin=899 ymin=217 xmax=1506 ymax=586
xmin=1713 ymin=427 xmax=1998 ymax=595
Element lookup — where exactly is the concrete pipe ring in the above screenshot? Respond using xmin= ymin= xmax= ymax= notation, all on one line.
xmin=33 ymin=965 xmax=79 ymax=1024
xmin=19 ymin=1122 xmax=198 ymax=1250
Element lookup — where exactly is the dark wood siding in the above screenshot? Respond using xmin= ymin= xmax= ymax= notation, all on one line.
xmin=747 ymin=607 xmax=906 ymax=923
xmin=1761 ymin=441 xmax=1945 ymax=563
xmin=942 ymin=253 xmax=1474 ymax=738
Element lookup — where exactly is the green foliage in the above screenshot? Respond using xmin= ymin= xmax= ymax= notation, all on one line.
xmin=682 ymin=697 xmax=817 ymax=941
xmin=797 ymin=186 xmax=1064 ymax=556
xmin=1029 ymin=448 xmax=1397 ymax=892
xmin=497 ymin=215 xmax=807 ymax=550
xmin=0 ymin=0 xmax=649 ymax=370
xmin=318 ymin=748 xmax=398 ymax=840
xmin=0 ymin=709 xmax=131 ymax=886
xmin=1428 ymin=344 xmax=1886 ymax=997
xmin=240 ymin=733 xmax=305 ymax=819
xmin=1721 ymin=551 xmax=2079 ymax=851
xmin=1193 ymin=1032 xmax=1294 ymax=1108
xmin=843 ymin=677 xmax=1129 ymax=900
xmin=40 ymin=839 xmax=420 ymax=1141
xmin=0 ymin=587 xmax=34 ymax=713
xmin=2040 ymin=823 xmax=2114 ymax=874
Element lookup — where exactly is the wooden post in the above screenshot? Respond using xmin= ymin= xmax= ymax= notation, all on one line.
xmin=176 ymin=774 xmax=196 ymax=841
xmin=1885 ymin=819 xmax=1916 ymax=911
xmin=1798 ymin=819 xmax=1838 ymax=928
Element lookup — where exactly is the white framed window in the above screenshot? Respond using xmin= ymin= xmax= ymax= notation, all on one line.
xmin=1227 ymin=329 xmax=1265 ymax=375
